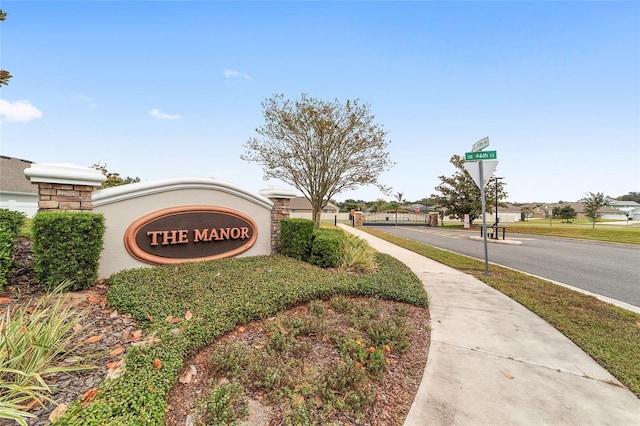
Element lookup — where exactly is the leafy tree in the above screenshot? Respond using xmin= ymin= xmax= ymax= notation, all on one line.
xmin=369 ymin=198 xmax=388 ymax=212
xmin=583 ymin=192 xmax=607 ymax=229
xmin=91 ymin=163 xmax=140 ymax=188
xmin=0 ymin=10 xmax=12 ymax=87
xmin=242 ymin=93 xmax=394 ymax=227
xmin=617 ymin=192 xmax=640 ymax=203
xmin=432 ymin=155 xmax=507 ymax=224
xmin=417 ymin=196 xmax=438 ymax=207
xmin=553 ymin=205 xmax=577 ymax=222
xmin=382 ymin=201 xmax=401 ymax=211
xmin=338 ymin=199 xmax=367 ymax=213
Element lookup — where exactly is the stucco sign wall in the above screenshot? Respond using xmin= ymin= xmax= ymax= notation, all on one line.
xmin=92 ymin=177 xmax=294 ymax=278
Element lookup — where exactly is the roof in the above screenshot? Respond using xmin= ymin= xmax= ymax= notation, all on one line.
xmin=0 ymin=156 xmax=38 ymax=194
xmin=290 ymin=196 xmax=339 ymax=211
xmin=609 ymin=200 xmax=640 ymax=207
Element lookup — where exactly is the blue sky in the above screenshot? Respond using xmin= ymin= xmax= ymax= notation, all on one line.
xmin=1 ymin=1 xmax=638 ymax=203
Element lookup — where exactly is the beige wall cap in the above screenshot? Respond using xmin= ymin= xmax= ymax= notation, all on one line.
xmin=259 ymin=187 xmax=298 ymax=199
xmin=93 ymin=177 xmax=274 ymax=210
xmin=24 ymin=163 xmax=106 ymax=186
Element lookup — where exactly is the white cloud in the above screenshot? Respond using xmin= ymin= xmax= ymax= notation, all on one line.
xmin=0 ymin=99 xmax=43 ymax=122
xmin=148 ymin=108 xmax=182 ymax=120
xmin=223 ymin=68 xmax=253 ymax=81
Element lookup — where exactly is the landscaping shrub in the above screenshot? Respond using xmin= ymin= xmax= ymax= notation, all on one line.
xmin=309 ymin=228 xmax=343 ymax=268
xmin=0 ymin=282 xmax=93 ymax=426
xmin=31 ymin=212 xmax=105 ymax=291
xmin=280 ymin=218 xmax=314 ymax=261
xmin=0 ymin=209 xmax=26 ymax=238
xmin=0 ymin=226 xmax=13 ymax=289
xmin=339 ymin=234 xmax=376 ymax=272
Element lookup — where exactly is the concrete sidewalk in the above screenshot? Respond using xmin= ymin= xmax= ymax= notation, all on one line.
xmin=338 ymin=224 xmax=640 ymax=425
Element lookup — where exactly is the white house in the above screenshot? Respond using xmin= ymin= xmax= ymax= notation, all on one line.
xmin=0 ymin=156 xmax=38 ymax=217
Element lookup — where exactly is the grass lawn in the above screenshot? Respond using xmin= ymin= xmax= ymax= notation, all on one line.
xmin=358 ymin=227 xmax=640 ymax=399
xmin=412 ymin=218 xmax=640 ymax=245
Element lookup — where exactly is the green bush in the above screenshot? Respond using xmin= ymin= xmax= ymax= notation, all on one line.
xmin=0 ymin=226 xmax=13 ymax=289
xmin=279 ymin=218 xmax=314 ymax=261
xmin=0 ymin=209 xmax=26 ymax=238
xmin=31 ymin=212 xmax=105 ymax=291
xmin=309 ymin=228 xmax=343 ymax=268
xmin=339 ymin=234 xmax=376 ymax=272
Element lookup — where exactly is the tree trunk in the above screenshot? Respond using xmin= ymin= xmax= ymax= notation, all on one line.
xmin=312 ymin=208 xmax=321 ymax=228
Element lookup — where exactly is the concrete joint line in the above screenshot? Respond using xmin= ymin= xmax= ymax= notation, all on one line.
xmin=434 ymin=340 xmax=624 ymax=386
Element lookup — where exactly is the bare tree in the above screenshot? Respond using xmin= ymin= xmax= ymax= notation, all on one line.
xmin=242 ymin=94 xmax=394 ymax=227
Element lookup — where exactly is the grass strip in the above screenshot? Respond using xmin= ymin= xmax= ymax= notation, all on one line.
xmin=359 ymin=227 xmax=640 ymax=398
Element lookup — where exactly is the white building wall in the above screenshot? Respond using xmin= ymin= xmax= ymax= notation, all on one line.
xmin=0 ymin=192 xmax=38 ymax=218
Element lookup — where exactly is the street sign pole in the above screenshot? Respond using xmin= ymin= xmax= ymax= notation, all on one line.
xmin=479 ymin=161 xmax=489 ymax=275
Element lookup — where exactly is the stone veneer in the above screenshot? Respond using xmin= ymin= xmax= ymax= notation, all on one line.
xmin=259 ymin=188 xmax=298 ymax=253
xmin=36 ymin=183 xmax=96 ymax=212
xmin=24 ymin=163 xmax=106 ymax=213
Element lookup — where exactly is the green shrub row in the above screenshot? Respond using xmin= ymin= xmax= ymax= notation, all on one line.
xmin=280 ymin=218 xmax=315 ymax=261
xmin=280 ymin=219 xmax=345 ymax=268
xmin=54 ymin=253 xmax=427 ymax=425
xmin=0 ymin=226 xmax=13 ymax=289
xmin=0 ymin=209 xmax=26 ymax=237
xmin=309 ymin=228 xmax=343 ymax=268
xmin=0 ymin=209 xmax=26 ymax=289
xmin=31 ymin=212 xmax=105 ymax=291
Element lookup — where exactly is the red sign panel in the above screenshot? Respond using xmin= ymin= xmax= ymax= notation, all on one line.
xmin=124 ymin=205 xmax=258 ymax=265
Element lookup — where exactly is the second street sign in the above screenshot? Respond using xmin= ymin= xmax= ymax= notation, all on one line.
xmin=465 ymin=150 xmax=497 ymax=161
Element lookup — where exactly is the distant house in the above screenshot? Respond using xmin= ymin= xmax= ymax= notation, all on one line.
xmin=0 ymin=156 xmax=38 ymax=217
xmin=606 ymin=200 xmax=640 ymax=221
xmin=290 ymin=196 xmax=339 ymax=214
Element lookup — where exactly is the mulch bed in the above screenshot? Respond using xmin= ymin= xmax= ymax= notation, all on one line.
xmin=1 ymin=238 xmax=430 ymax=425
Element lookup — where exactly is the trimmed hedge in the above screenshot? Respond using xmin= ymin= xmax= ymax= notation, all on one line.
xmin=309 ymin=228 xmax=343 ymax=268
xmin=31 ymin=212 xmax=105 ymax=291
xmin=0 ymin=209 xmax=26 ymax=237
xmin=0 ymin=209 xmax=25 ymax=289
xmin=279 ymin=218 xmax=314 ymax=261
xmin=0 ymin=226 xmax=13 ymax=289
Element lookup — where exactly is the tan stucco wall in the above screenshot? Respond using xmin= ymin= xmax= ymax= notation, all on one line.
xmin=93 ymin=179 xmax=273 ymax=278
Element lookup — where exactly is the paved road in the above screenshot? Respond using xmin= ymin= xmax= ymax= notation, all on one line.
xmin=366 ymin=225 xmax=640 ymax=310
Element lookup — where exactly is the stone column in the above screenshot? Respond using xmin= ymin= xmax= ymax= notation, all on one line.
xmin=24 ymin=163 xmax=106 ymax=213
xmin=259 ymin=188 xmax=297 ymax=254
xmin=355 ymin=211 xmax=364 ymax=227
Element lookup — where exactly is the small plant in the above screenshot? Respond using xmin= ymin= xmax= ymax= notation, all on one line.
xmin=339 ymin=235 xmax=376 ymax=272
xmin=0 ymin=282 xmax=95 ymax=425
xmin=208 ymin=342 xmax=254 ymax=380
xmin=195 ymin=382 xmax=247 ymax=425
xmin=317 ymin=361 xmax=376 ymax=413
xmin=365 ymin=315 xmax=411 ymax=354
xmin=308 ymin=299 xmax=325 ymax=316
xmin=329 ymin=295 xmax=351 ymax=313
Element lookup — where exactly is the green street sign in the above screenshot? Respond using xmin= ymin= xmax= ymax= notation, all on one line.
xmin=465 ymin=151 xmax=497 ymax=161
